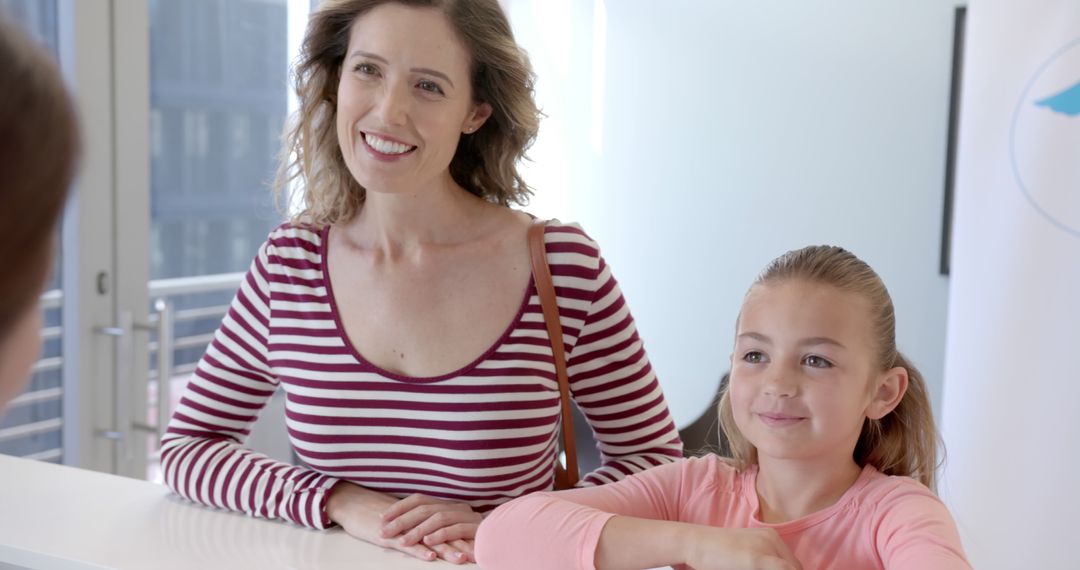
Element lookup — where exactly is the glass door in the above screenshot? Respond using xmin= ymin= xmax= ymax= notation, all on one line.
xmin=1 ymin=0 xmax=310 ymax=480
xmin=138 ymin=0 xmax=310 ymax=480
xmin=0 ymin=0 xmax=134 ymax=475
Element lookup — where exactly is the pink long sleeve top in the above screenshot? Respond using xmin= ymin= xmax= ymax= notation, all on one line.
xmin=476 ymin=455 xmax=970 ymax=570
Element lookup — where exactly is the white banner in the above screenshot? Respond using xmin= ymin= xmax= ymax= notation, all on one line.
xmin=942 ymin=1 xmax=1080 ymax=569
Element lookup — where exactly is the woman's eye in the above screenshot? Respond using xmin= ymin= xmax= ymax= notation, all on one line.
xmin=743 ymin=351 xmax=765 ymax=364
xmin=354 ymin=63 xmax=379 ymax=76
xmin=804 ymin=355 xmax=833 ymax=369
xmin=417 ymin=79 xmax=444 ymax=95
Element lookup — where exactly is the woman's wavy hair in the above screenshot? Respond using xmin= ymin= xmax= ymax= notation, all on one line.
xmin=275 ymin=0 xmax=540 ymax=226
xmin=718 ymin=246 xmax=943 ymax=491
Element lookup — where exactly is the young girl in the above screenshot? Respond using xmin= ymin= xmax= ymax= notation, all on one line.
xmin=475 ymin=246 xmax=970 ymax=570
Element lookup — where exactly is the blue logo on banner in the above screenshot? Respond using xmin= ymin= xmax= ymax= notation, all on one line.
xmin=1010 ymin=38 xmax=1080 ymax=237
xmin=1036 ymin=79 xmax=1080 ymax=116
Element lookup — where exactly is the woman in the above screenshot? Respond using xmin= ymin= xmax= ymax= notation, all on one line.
xmin=160 ymin=0 xmax=683 ymax=563
xmin=0 ymin=17 xmax=78 ymax=411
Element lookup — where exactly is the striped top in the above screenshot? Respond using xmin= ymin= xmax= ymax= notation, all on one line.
xmin=160 ymin=221 xmax=683 ymax=529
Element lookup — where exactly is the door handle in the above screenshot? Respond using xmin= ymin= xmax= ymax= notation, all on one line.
xmin=150 ymin=298 xmax=174 ymax=440
xmin=92 ymin=311 xmax=136 ymax=463
xmin=93 ymin=301 xmax=175 ymax=447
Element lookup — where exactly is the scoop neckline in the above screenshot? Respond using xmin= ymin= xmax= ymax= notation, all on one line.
xmin=318 ymin=224 xmax=539 ymax=384
xmin=742 ymin=463 xmax=879 ymax=534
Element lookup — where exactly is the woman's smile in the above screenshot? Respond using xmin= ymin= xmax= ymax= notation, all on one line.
xmin=360 ymin=130 xmax=418 ymax=161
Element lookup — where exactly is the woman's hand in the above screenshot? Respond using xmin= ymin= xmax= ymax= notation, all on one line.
xmin=682 ymin=526 xmax=802 ymax=570
xmin=326 ymin=483 xmax=473 ymax=564
xmin=380 ymin=493 xmax=484 ymax=562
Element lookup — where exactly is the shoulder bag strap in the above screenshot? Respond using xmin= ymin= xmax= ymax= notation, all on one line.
xmin=527 ymin=220 xmax=580 ymax=489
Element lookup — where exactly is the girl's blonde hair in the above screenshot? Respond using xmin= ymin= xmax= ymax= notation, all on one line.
xmin=275 ymin=0 xmax=540 ymax=226
xmin=718 ymin=245 xmax=943 ymax=490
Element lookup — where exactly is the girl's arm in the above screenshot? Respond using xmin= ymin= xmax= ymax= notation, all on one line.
xmin=597 ymin=517 xmax=800 ymax=570
xmin=475 ymin=458 xmax=800 ymax=570
xmin=476 ymin=459 xmax=686 ymax=569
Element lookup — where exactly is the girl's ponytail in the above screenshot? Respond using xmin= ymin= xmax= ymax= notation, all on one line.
xmin=856 ymin=352 xmax=941 ymax=490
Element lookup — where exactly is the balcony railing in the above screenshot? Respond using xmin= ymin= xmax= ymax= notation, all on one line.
xmin=0 ymin=272 xmax=244 ymax=466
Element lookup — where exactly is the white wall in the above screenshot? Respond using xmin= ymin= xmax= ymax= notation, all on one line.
xmin=508 ymin=0 xmax=957 ymax=426
xmin=940 ymin=2 xmax=1080 ymax=568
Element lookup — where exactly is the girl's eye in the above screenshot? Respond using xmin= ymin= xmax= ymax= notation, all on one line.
xmin=804 ymin=355 xmax=833 ymax=369
xmin=743 ymin=351 xmax=765 ymax=364
xmin=417 ymin=79 xmax=444 ymax=95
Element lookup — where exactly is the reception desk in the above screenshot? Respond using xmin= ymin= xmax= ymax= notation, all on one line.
xmin=0 ymin=454 xmax=457 ymax=569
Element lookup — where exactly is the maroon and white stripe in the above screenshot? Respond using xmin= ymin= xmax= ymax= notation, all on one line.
xmin=161 ymin=221 xmax=683 ymax=529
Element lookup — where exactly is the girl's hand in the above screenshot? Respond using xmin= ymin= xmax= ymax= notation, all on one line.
xmin=326 ymin=483 xmax=472 ymax=564
xmin=380 ymin=493 xmax=483 ymax=562
xmin=683 ymin=526 xmax=803 ymax=570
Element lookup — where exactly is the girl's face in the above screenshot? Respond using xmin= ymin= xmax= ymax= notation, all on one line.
xmin=729 ymin=279 xmax=906 ymax=467
xmin=335 ymin=3 xmax=491 ymax=195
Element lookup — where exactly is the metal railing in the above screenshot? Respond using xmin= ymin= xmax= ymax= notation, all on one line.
xmin=1 ymin=273 xmax=244 ymax=463
xmin=0 ymin=291 xmax=64 ymax=453
xmin=145 ymin=272 xmax=244 ymax=439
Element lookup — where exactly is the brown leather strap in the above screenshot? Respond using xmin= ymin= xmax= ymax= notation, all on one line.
xmin=528 ymin=220 xmax=579 ymax=489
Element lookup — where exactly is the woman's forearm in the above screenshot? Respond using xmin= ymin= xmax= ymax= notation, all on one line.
xmin=159 ymin=434 xmax=339 ymax=529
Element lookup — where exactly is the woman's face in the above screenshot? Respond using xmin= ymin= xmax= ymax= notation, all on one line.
xmin=335 ymin=3 xmax=491 ymax=195
xmin=0 ymin=305 xmax=42 ymax=412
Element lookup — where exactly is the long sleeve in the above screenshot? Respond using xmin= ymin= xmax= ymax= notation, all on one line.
xmin=873 ymin=482 xmax=972 ymax=570
xmin=159 ymin=237 xmax=340 ymax=529
xmin=476 ymin=459 xmax=691 ymax=570
xmin=550 ymin=225 xmax=683 ymax=485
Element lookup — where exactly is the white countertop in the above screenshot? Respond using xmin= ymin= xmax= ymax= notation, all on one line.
xmin=0 ymin=454 xmax=459 ymax=569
